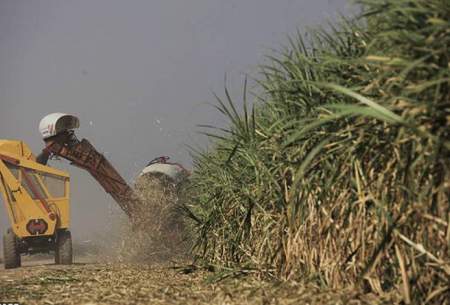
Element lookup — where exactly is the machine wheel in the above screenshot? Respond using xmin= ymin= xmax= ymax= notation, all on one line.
xmin=3 ymin=228 xmax=21 ymax=269
xmin=55 ymin=230 xmax=73 ymax=265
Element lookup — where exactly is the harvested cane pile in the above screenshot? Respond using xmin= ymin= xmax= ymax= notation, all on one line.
xmin=186 ymin=0 xmax=450 ymax=303
xmin=113 ymin=173 xmax=188 ymax=262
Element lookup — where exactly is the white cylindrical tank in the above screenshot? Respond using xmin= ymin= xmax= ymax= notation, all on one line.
xmin=139 ymin=162 xmax=189 ymax=185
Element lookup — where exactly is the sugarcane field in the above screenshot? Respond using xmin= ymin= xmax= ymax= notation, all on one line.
xmin=0 ymin=0 xmax=449 ymax=304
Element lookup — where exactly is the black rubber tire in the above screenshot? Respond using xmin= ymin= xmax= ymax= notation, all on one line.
xmin=3 ymin=229 xmax=21 ymax=269
xmin=55 ymin=230 xmax=73 ymax=265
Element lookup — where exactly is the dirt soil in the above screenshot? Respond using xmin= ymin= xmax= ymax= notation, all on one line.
xmin=0 ymin=258 xmax=398 ymax=305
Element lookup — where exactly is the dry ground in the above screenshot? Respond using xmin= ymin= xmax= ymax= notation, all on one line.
xmin=0 ymin=258 xmax=398 ymax=305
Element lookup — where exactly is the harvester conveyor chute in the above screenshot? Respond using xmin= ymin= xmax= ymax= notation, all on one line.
xmin=37 ymin=113 xmax=140 ymax=218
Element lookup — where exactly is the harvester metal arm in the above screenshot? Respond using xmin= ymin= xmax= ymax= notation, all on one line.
xmin=40 ymin=131 xmax=139 ymax=218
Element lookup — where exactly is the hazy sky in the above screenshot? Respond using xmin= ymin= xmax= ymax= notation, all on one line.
xmin=0 ymin=0 xmax=350 ymax=244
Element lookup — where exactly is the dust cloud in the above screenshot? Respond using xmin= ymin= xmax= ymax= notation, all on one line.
xmin=74 ymin=174 xmax=190 ymax=264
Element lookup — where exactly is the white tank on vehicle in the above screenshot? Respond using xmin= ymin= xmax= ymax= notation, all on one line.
xmin=139 ymin=160 xmax=189 ymax=185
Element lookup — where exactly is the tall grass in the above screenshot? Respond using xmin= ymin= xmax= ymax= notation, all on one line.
xmin=186 ymin=0 xmax=450 ymax=303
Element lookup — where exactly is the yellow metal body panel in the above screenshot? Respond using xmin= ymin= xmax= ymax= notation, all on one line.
xmin=0 ymin=140 xmax=35 ymax=160
xmin=0 ymin=140 xmax=70 ymax=238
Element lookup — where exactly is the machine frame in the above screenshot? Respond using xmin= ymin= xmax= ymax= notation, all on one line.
xmin=0 ymin=140 xmax=72 ymax=268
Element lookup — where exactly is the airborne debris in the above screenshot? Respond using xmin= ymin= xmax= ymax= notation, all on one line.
xmin=97 ymin=172 xmax=189 ymax=263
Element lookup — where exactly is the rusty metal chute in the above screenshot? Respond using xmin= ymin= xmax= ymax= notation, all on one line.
xmin=38 ymin=114 xmax=140 ymax=218
xmin=37 ymin=113 xmax=189 ymax=222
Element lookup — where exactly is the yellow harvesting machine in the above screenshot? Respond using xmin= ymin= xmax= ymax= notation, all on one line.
xmin=0 ymin=140 xmax=72 ymax=269
xmin=0 ymin=112 xmax=189 ymax=269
